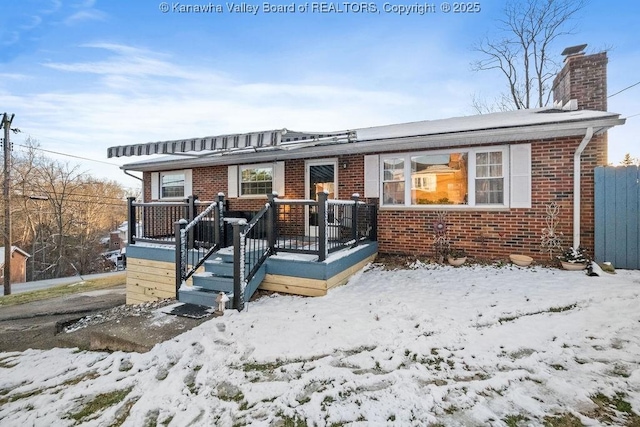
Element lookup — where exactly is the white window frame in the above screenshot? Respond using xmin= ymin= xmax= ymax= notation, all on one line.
xmin=154 ymin=169 xmax=192 ymax=200
xmin=379 ymin=146 xmax=510 ymax=208
xmin=239 ymin=163 xmax=274 ymax=198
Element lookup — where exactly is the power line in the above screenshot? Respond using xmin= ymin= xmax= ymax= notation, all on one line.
xmin=608 ymin=81 xmax=640 ymax=98
xmin=16 ymin=143 xmax=119 ymax=166
xmin=625 ymin=112 xmax=640 ymax=119
xmin=18 ymin=189 xmax=134 ymax=202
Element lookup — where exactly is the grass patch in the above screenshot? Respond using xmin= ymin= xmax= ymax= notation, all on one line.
xmin=110 ymin=396 xmax=140 ymax=427
xmin=543 ymin=413 xmax=584 ymax=426
xmin=503 ymin=414 xmax=529 ymax=426
xmin=0 ymin=273 xmax=126 ymax=307
xmin=218 ymin=391 xmax=245 ymax=403
xmin=0 ymin=357 xmax=18 ymax=369
xmin=0 ymin=387 xmax=45 ymax=406
xmin=240 ymin=354 xmax=328 ymax=374
xmin=589 ymin=392 xmax=640 ymax=426
xmin=499 ymin=304 xmax=578 ymax=324
xmin=279 ymin=413 xmax=308 ymax=427
xmin=242 ymin=361 xmax=285 ymax=372
xmin=69 ymin=386 xmax=133 ymax=422
xmin=549 ymin=304 xmax=577 ymax=313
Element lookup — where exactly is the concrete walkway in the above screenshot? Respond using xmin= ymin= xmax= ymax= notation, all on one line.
xmin=1 ymin=271 xmax=125 ymax=296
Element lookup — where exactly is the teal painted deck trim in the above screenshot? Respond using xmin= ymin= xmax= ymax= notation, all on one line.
xmin=128 ymin=241 xmax=378 ymax=282
xmin=127 ymin=244 xmax=176 ymax=263
xmin=266 ymin=242 xmax=378 ymax=280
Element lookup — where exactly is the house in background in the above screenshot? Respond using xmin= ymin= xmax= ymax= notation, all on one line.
xmin=0 ymin=246 xmax=31 ymax=284
xmin=107 ymin=46 xmax=625 ymax=307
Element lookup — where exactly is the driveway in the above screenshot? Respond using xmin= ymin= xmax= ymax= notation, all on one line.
xmin=1 ymin=271 xmax=125 ymax=296
xmin=0 ymin=284 xmax=126 ymax=352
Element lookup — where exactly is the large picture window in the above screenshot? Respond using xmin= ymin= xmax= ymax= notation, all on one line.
xmin=411 ymin=153 xmax=467 ymax=205
xmin=381 ymin=147 xmax=508 ymax=208
xmin=240 ymin=165 xmax=273 ymax=196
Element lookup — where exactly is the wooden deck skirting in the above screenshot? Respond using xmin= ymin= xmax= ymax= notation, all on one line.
xmin=125 ymin=242 xmax=378 ymax=304
xmin=259 ymin=253 xmax=377 ymax=297
xmin=126 ymin=257 xmax=203 ymax=304
xmin=126 ymin=258 xmax=176 ymax=304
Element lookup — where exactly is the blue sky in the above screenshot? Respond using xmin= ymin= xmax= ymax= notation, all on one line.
xmin=1 ymin=0 xmax=638 ymax=190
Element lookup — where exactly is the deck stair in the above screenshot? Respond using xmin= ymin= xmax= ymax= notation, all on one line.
xmin=178 ymin=247 xmax=266 ymax=308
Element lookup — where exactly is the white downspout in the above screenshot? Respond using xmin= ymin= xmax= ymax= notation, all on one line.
xmin=573 ymin=126 xmax=594 ymax=249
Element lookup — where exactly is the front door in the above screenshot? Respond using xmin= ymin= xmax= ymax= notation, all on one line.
xmin=306 ymin=160 xmax=337 ymax=236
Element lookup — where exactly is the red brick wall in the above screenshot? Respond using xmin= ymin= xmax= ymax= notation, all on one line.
xmin=376 ymin=135 xmax=606 ymax=260
xmin=553 ymin=52 xmax=608 ymax=112
xmin=140 ymin=138 xmax=606 ymax=261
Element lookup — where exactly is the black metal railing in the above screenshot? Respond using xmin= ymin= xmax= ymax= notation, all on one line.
xmin=272 ymin=192 xmax=377 ymax=261
xmin=175 ymin=194 xmax=225 ymax=295
xmin=128 ymin=191 xmax=377 ymax=311
xmin=127 ymin=196 xmax=204 ymax=245
xmin=232 ymin=202 xmax=273 ymax=311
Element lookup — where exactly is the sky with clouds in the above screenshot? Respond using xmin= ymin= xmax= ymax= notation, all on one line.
xmin=1 ymin=0 xmax=638 ymax=189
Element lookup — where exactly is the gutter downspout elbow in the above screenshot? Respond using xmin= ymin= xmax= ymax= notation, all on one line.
xmin=573 ymin=127 xmax=594 ymax=249
xmin=123 ymin=170 xmax=143 ymax=182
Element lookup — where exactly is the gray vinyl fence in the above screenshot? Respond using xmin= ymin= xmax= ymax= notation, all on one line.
xmin=594 ymin=166 xmax=640 ymax=269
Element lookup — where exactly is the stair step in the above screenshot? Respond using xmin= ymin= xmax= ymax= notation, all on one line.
xmin=204 ymin=259 xmax=234 ymax=276
xmin=193 ymin=273 xmax=234 ymax=293
xmin=210 ymin=247 xmax=267 ymax=264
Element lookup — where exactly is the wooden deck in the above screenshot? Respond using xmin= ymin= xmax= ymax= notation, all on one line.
xmin=125 ymin=242 xmax=377 ymax=304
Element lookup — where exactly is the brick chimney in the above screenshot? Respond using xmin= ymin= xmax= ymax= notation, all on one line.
xmin=552 ymin=44 xmax=608 ymax=111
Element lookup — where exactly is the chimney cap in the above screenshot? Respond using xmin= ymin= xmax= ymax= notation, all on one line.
xmin=561 ymin=44 xmax=588 ymax=57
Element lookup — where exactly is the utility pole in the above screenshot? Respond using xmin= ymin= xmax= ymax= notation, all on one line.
xmin=2 ymin=112 xmax=14 ymax=296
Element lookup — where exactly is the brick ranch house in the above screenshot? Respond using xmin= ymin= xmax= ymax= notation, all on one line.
xmin=109 ymin=48 xmax=623 ymax=270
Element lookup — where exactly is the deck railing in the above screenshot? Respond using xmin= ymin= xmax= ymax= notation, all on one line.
xmin=175 ymin=194 xmax=226 ymax=295
xmin=128 ymin=192 xmax=377 ymax=310
xmin=232 ymin=202 xmax=273 ymax=311
xmin=272 ymin=192 xmax=377 ymax=261
xmin=127 ymin=196 xmax=206 ymax=245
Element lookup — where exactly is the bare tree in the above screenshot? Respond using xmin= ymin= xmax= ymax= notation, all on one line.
xmin=471 ymin=0 xmax=587 ymax=112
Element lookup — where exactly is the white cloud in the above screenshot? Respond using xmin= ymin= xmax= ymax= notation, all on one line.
xmin=63 ymin=9 xmax=108 ymax=25
xmin=0 ymin=45 xmax=411 ymax=187
xmin=19 ymin=15 xmax=43 ymax=30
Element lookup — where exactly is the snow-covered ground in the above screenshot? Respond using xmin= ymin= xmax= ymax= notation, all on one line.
xmin=1 ymin=262 xmax=639 ymax=426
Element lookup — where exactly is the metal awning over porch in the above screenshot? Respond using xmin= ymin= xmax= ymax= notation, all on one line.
xmin=107 ymin=129 xmax=355 ymax=158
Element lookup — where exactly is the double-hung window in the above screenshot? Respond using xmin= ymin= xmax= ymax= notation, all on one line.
xmin=160 ymin=172 xmax=185 ymax=198
xmin=150 ymin=169 xmax=192 ymax=201
xmin=240 ymin=165 xmax=273 ymax=196
xmin=380 ymin=147 xmax=509 ymax=208
xmin=475 ymin=151 xmax=504 ymax=204
xmin=382 ymin=158 xmax=405 ymax=205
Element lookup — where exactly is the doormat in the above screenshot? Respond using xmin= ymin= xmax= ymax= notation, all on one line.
xmin=167 ymin=303 xmax=215 ymax=319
